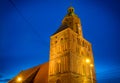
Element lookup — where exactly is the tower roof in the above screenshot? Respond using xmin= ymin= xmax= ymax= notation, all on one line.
xmin=53 ymin=6 xmax=81 ymax=35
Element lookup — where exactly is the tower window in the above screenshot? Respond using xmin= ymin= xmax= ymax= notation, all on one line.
xmin=88 ymin=47 xmax=90 ymax=51
xmin=56 ymin=79 xmax=61 ymax=83
xmin=61 ymin=38 xmax=63 ymax=40
xmin=81 ymin=51 xmax=83 ymax=56
xmin=77 ymin=38 xmax=80 ymax=45
xmin=72 ymin=9 xmax=73 ymax=12
xmin=82 ymin=65 xmax=85 ymax=75
xmin=82 ymin=41 xmax=84 ymax=47
xmin=69 ymin=22 xmax=72 ymax=25
xmin=55 ymin=41 xmax=57 ymax=44
xmin=76 ymin=23 xmax=78 ymax=33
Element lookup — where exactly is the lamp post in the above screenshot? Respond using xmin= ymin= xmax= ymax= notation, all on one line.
xmin=90 ymin=64 xmax=93 ymax=83
xmin=85 ymin=58 xmax=94 ymax=83
xmin=85 ymin=58 xmax=90 ymax=83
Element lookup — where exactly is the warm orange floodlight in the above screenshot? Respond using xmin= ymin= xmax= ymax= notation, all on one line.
xmin=90 ymin=64 xmax=94 ymax=67
xmin=86 ymin=58 xmax=90 ymax=63
xmin=17 ymin=77 xmax=22 ymax=82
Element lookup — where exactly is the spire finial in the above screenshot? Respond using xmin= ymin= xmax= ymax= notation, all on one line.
xmin=67 ymin=0 xmax=74 ymax=16
xmin=67 ymin=6 xmax=74 ymax=16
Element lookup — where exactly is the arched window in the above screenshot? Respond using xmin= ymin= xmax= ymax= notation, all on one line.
xmin=82 ymin=41 xmax=84 ymax=47
xmin=57 ymin=60 xmax=61 ymax=73
xmin=82 ymin=65 xmax=85 ymax=75
xmin=81 ymin=51 xmax=83 ymax=56
xmin=58 ymin=63 xmax=61 ymax=73
xmin=77 ymin=38 xmax=80 ymax=45
xmin=56 ymin=79 xmax=61 ymax=83
xmin=55 ymin=41 xmax=57 ymax=44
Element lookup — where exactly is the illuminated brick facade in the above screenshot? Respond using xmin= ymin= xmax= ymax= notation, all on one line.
xmin=48 ymin=7 xmax=96 ymax=83
xmin=8 ymin=7 xmax=96 ymax=83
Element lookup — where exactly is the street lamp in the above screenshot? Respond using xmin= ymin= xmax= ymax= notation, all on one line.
xmin=90 ymin=64 xmax=94 ymax=83
xmin=85 ymin=58 xmax=91 ymax=83
xmin=85 ymin=58 xmax=94 ymax=83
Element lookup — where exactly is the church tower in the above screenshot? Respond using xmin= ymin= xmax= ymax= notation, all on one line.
xmin=48 ymin=7 xmax=96 ymax=83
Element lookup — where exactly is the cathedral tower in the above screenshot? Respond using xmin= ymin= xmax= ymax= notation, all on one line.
xmin=48 ymin=7 xmax=96 ymax=83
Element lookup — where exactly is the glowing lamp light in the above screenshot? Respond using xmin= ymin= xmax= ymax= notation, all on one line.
xmin=90 ymin=64 xmax=94 ymax=67
xmin=17 ymin=77 xmax=22 ymax=82
xmin=86 ymin=58 xmax=90 ymax=63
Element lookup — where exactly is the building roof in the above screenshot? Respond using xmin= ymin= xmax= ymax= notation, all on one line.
xmin=53 ymin=24 xmax=69 ymax=35
xmin=33 ymin=62 xmax=49 ymax=83
xmin=53 ymin=7 xmax=80 ymax=35
xmin=8 ymin=62 xmax=49 ymax=83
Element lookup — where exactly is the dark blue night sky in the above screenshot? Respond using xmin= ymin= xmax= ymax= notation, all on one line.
xmin=0 ymin=0 xmax=120 ymax=83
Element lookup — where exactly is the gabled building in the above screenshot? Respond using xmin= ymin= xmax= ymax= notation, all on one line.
xmin=9 ymin=62 xmax=49 ymax=83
